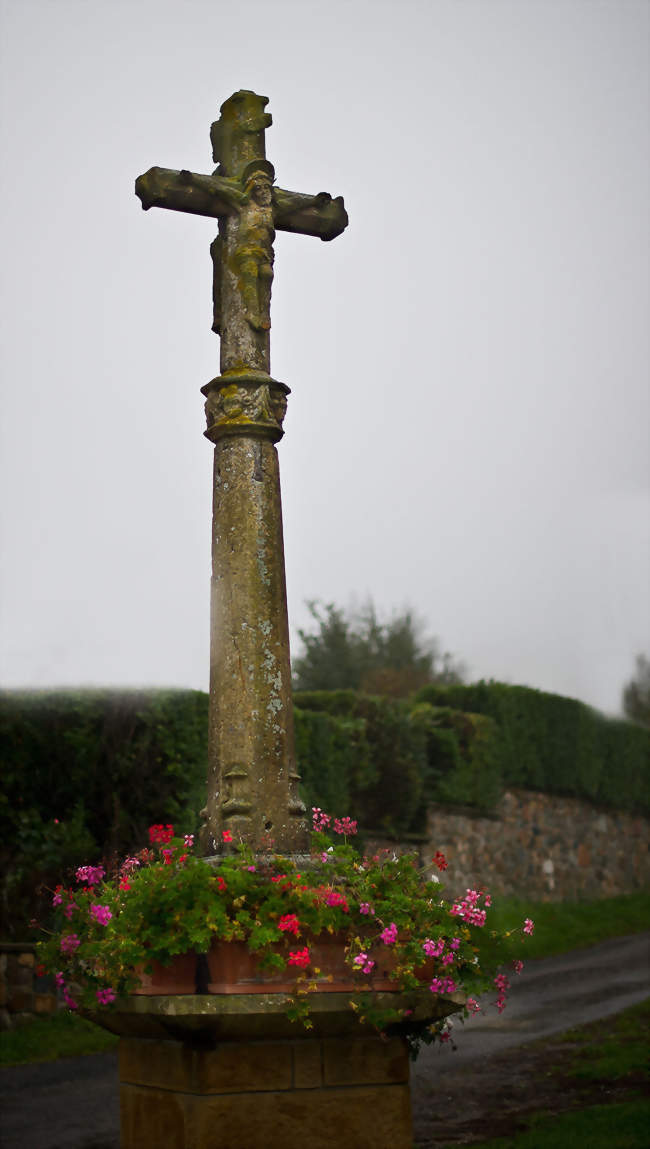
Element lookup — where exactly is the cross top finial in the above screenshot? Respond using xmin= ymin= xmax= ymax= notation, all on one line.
xmin=210 ymin=90 xmax=273 ymax=179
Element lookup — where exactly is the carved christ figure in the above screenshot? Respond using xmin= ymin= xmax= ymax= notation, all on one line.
xmin=212 ymin=163 xmax=275 ymax=336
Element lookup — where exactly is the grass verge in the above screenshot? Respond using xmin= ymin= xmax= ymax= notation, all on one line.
xmin=488 ymin=890 xmax=650 ymax=960
xmin=457 ymin=1099 xmax=650 ymax=1149
xmin=438 ymin=998 xmax=650 ymax=1148
xmin=0 ymin=1011 xmax=118 ymax=1066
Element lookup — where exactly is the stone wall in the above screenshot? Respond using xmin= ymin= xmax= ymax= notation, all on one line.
xmin=0 ymin=943 xmax=58 ymax=1029
xmin=425 ymin=789 xmax=650 ymax=901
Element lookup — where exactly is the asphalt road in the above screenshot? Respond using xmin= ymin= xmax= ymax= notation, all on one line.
xmin=1 ymin=932 xmax=648 ymax=1149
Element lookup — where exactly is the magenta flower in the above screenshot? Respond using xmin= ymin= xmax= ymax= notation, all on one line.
xmin=55 ymin=971 xmax=65 ymax=987
xmin=96 ymin=987 xmax=116 ymax=1004
xmin=380 ymin=923 xmax=398 ymax=945
xmin=353 ymin=953 xmax=375 ymax=974
xmin=422 ymin=938 xmax=444 ymax=958
xmin=62 ymin=988 xmax=78 ymax=1010
xmin=450 ymin=890 xmax=488 ymax=928
xmin=359 ymin=902 xmax=374 ymax=915
xmin=90 ymin=904 xmax=112 ymax=926
xmin=60 ymin=934 xmax=80 ymax=955
xmin=523 ymin=918 xmax=534 ymax=936
xmin=75 ymin=865 xmax=105 ymax=886
xmin=312 ymin=807 xmax=331 ymax=831
xmin=323 ymin=889 xmax=349 ymax=912
xmin=333 ymin=816 xmax=358 ymax=836
xmin=429 ymin=976 xmax=456 ymax=995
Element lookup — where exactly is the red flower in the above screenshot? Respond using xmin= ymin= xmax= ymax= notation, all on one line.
xmin=278 ymin=914 xmax=300 ymax=935
xmin=288 ymin=947 xmax=310 ymax=968
xmin=222 ymin=830 xmax=233 ymax=844
xmin=433 ymin=851 xmax=448 ymax=872
xmin=148 ymin=824 xmax=174 ymax=845
xmin=216 ymin=876 xmax=227 ymax=892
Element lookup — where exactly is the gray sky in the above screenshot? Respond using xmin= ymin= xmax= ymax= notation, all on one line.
xmin=1 ymin=0 xmax=648 ymax=715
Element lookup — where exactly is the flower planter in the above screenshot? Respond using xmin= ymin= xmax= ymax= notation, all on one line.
xmin=133 ymin=934 xmax=433 ymax=996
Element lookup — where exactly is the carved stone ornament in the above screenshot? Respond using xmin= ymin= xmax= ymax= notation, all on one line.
xmin=202 ymin=374 xmax=290 ymax=444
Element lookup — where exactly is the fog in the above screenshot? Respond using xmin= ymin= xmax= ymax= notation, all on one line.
xmin=1 ymin=0 xmax=648 ymax=714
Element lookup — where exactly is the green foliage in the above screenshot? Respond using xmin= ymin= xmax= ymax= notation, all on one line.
xmin=3 ymin=678 xmax=648 ymax=943
xmin=37 ymin=822 xmax=521 ymax=1051
xmin=0 ymin=689 xmax=208 ymax=938
xmin=295 ymin=691 xmax=428 ymax=834
xmin=410 ymin=703 xmax=502 ymax=810
xmin=415 ymin=681 xmax=650 ymax=813
xmin=622 ymin=654 xmax=650 ymax=728
xmin=294 ymin=706 xmax=371 ymax=816
xmin=292 ymin=600 xmax=463 ymax=697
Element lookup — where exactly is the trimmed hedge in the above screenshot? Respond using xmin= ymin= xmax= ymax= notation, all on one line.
xmin=409 ymin=703 xmax=502 ymax=811
xmin=0 ymin=689 xmax=208 ymax=937
xmin=4 ymin=681 xmax=647 ymax=938
xmin=414 ymin=681 xmax=650 ymax=814
xmin=294 ymin=690 xmax=427 ymax=835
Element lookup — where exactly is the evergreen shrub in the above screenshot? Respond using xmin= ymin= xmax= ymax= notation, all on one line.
xmin=414 ymin=682 xmax=650 ymax=814
xmin=294 ymin=691 xmax=428 ymax=835
xmin=409 ymin=703 xmax=502 ymax=811
xmin=0 ymin=689 xmax=208 ymax=937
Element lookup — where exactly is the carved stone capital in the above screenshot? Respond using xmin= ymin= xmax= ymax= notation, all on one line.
xmin=201 ymin=371 xmax=290 ymax=444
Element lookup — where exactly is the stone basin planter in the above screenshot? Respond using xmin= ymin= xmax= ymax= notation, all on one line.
xmin=134 ymin=934 xmax=433 ymax=996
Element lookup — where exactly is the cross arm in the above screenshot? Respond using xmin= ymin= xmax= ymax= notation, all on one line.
xmin=272 ymin=188 xmax=348 ymax=241
xmin=135 ymin=166 xmax=248 ymax=218
xmin=135 ymin=165 xmax=348 ymax=241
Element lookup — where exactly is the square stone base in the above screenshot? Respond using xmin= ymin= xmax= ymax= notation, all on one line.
xmin=119 ymin=1033 xmax=413 ymax=1148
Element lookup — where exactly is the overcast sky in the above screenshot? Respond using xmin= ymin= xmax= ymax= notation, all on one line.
xmin=1 ymin=0 xmax=648 ymax=716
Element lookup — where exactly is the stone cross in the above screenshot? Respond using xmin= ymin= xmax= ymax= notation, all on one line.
xmin=136 ymin=91 xmax=348 ymax=856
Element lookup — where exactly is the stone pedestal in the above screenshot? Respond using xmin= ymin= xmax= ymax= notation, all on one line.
xmin=91 ymin=990 xmax=458 ymax=1149
xmin=119 ymin=1032 xmax=412 ymax=1149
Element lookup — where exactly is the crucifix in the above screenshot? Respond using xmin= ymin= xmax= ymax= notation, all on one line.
xmin=136 ymin=91 xmax=348 ymax=856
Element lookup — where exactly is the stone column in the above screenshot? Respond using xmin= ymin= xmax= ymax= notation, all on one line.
xmin=201 ymin=402 xmax=306 ymax=854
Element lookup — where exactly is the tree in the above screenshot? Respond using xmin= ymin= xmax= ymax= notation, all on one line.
xmin=292 ymin=600 xmax=464 ymax=697
xmin=622 ymin=654 xmax=650 ymax=728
